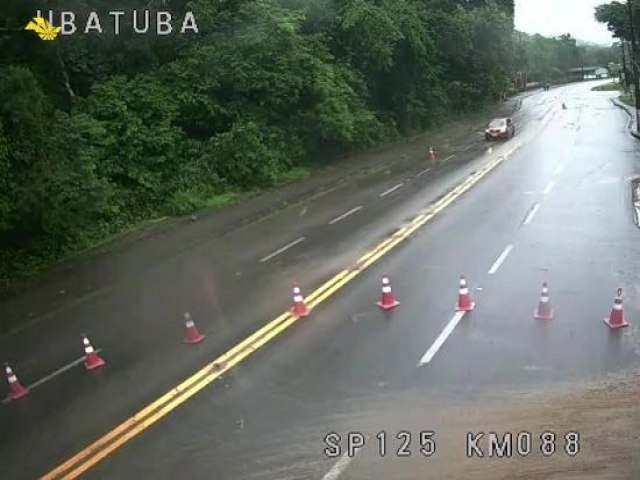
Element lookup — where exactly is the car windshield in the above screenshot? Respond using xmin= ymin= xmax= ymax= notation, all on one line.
xmin=489 ymin=119 xmax=506 ymax=128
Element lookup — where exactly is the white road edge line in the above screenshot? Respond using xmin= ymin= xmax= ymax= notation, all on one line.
xmin=259 ymin=237 xmax=306 ymax=263
xmin=523 ymin=203 xmax=540 ymax=225
xmin=417 ymin=311 xmax=466 ymax=366
xmin=322 ymin=454 xmax=353 ymax=480
xmin=417 ymin=167 xmax=431 ymax=177
xmin=329 ymin=206 xmax=363 ymax=225
xmin=488 ymin=244 xmax=514 ymax=275
xmin=380 ymin=183 xmax=404 ymax=197
xmin=322 ymin=441 xmax=367 ymax=480
xmin=442 ymin=154 xmax=456 ymax=163
xmin=543 ymin=180 xmax=555 ymax=195
xmin=1 ymin=350 xmax=102 ymax=405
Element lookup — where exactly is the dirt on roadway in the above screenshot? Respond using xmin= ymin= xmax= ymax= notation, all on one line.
xmin=336 ymin=372 xmax=640 ymax=479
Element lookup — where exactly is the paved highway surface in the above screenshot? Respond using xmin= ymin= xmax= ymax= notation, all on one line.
xmin=1 ymin=81 xmax=639 ymax=479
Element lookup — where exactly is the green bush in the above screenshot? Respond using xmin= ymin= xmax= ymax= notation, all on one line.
xmin=0 ymin=0 xmax=523 ymax=285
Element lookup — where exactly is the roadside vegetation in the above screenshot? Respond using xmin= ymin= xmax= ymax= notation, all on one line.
xmin=621 ymin=93 xmax=636 ymax=107
xmin=592 ymin=81 xmax=624 ymax=91
xmin=589 ymin=80 xmax=634 ymax=107
xmin=514 ymin=31 xmax=618 ymax=84
xmin=595 ymin=1 xmax=640 ymax=113
xmin=0 ymin=0 xmax=619 ymax=287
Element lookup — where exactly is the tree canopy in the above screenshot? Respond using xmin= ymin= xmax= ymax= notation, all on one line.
xmin=595 ymin=1 xmax=639 ymax=41
xmin=513 ymin=31 xmax=617 ymax=83
xmin=0 ymin=0 xmax=613 ymax=285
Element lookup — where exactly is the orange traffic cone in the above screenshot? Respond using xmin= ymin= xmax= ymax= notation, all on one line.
xmin=604 ymin=288 xmax=628 ymax=329
xmin=82 ymin=334 xmax=106 ymax=370
xmin=534 ymin=282 xmax=554 ymax=320
xmin=377 ymin=275 xmax=400 ymax=310
xmin=291 ymin=285 xmax=310 ymax=318
xmin=455 ymin=276 xmax=475 ymax=312
xmin=183 ymin=312 xmax=205 ymax=344
xmin=4 ymin=363 xmax=28 ymax=400
xmin=428 ymin=147 xmax=436 ymax=163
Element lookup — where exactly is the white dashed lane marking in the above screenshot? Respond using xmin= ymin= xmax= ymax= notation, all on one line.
xmin=417 ymin=311 xmax=466 ymax=366
xmin=543 ymin=180 xmax=555 ymax=195
xmin=523 ymin=203 xmax=540 ymax=225
xmin=259 ymin=237 xmax=306 ymax=263
xmin=488 ymin=245 xmax=514 ymax=275
xmin=380 ymin=183 xmax=404 ymax=197
xmin=329 ymin=206 xmax=363 ymax=225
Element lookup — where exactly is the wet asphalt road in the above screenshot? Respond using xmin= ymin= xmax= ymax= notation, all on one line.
xmin=0 ymin=91 xmax=528 ymax=478
xmin=2 ymin=81 xmax=639 ymax=479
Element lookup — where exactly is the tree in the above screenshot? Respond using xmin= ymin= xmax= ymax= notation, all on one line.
xmin=596 ymin=0 xmax=640 ymax=131
xmin=595 ymin=1 xmax=634 ymax=40
xmin=1 ymin=0 xmax=521 ymax=284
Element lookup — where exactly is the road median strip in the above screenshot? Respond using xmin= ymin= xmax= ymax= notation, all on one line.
xmin=43 ymin=143 xmax=521 ymax=480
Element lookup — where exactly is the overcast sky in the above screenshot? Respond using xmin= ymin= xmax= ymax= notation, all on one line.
xmin=515 ymin=0 xmax=615 ymax=45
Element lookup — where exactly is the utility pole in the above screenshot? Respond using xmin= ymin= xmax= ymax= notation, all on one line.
xmin=627 ymin=0 xmax=640 ymax=133
xmin=620 ymin=42 xmax=628 ymax=88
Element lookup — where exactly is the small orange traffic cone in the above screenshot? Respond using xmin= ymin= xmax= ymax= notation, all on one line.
xmin=604 ymin=288 xmax=628 ymax=329
xmin=183 ymin=312 xmax=205 ymax=344
xmin=377 ymin=275 xmax=400 ymax=310
xmin=4 ymin=363 xmax=28 ymax=400
xmin=534 ymin=282 xmax=554 ymax=320
xmin=455 ymin=276 xmax=475 ymax=312
xmin=291 ymin=285 xmax=310 ymax=318
xmin=428 ymin=147 xmax=436 ymax=163
xmin=82 ymin=334 xmax=106 ymax=370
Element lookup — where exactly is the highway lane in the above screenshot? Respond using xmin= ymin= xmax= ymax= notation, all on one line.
xmin=0 ymin=87 xmax=548 ymax=334
xmin=40 ymin=81 xmax=640 ymax=479
xmin=0 ymin=99 xmax=505 ymax=332
xmin=0 ymin=86 xmax=585 ymax=479
xmin=0 ymin=91 xmax=529 ymax=478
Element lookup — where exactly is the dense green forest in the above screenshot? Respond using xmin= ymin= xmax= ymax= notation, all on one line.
xmin=514 ymin=31 xmax=618 ymax=83
xmin=0 ymin=0 xmax=618 ymax=286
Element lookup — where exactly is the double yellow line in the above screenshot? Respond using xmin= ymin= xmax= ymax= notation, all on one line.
xmin=43 ymin=146 xmax=518 ymax=479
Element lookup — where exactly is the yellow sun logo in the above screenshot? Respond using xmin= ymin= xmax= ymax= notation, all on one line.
xmin=24 ymin=16 xmax=61 ymax=41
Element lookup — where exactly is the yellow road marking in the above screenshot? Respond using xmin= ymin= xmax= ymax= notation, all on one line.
xmin=60 ymin=312 xmax=303 ymax=479
xmin=43 ymin=145 xmax=520 ymax=480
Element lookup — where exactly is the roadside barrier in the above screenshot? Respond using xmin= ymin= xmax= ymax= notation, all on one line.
xmin=604 ymin=288 xmax=628 ymax=329
xmin=455 ymin=275 xmax=475 ymax=312
xmin=291 ymin=285 xmax=310 ymax=318
xmin=376 ymin=275 xmax=400 ymax=311
xmin=4 ymin=363 xmax=28 ymax=400
xmin=183 ymin=313 xmax=206 ymax=344
xmin=82 ymin=334 xmax=106 ymax=370
xmin=534 ymin=282 xmax=554 ymax=320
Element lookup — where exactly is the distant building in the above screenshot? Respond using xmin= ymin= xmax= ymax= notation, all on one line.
xmin=566 ymin=66 xmax=609 ymax=81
